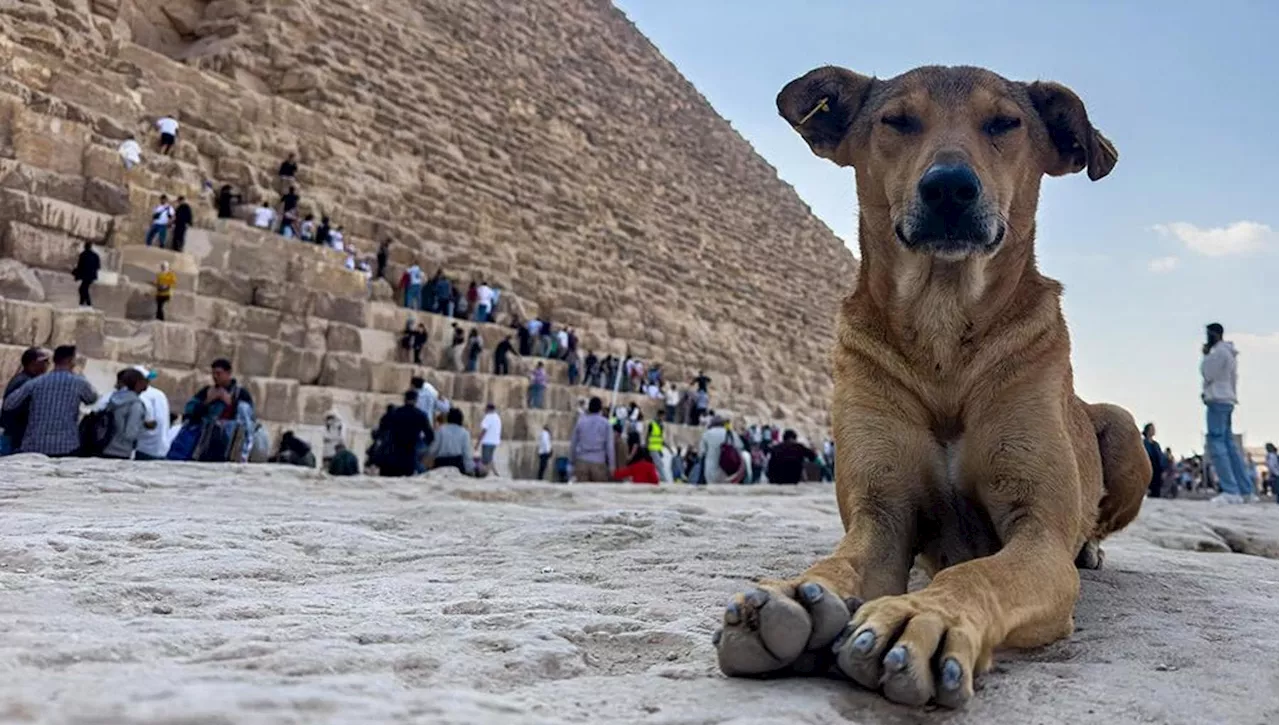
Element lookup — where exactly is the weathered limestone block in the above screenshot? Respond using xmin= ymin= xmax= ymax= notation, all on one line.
xmin=244 ymin=377 xmax=299 ymax=423
xmin=310 ymin=291 xmax=367 ymax=327
xmin=0 ymin=298 xmax=53 ymax=347
xmin=81 ymin=144 xmax=126 ymax=187
xmin=2 ymin=221 xmax=93 ymax=272
xmin=545 ymin=383 xmax=573 ymax=413
xmin=453 ymin=373 xmax=488 ymax=404
xmin=0 ymin=159 xmax=84 ymax=207
xmin=287 ymin=255 xmax=368 ymax=300
xmin=241 ymin=306 xmax=283 ymax=338
xmin=0 ymin=188 xmax=111 ymax=241
xmin=50 ymin=307 xmax=104 ymax=357
xmin=369 ymin=361 xmax=416 ymax=395
xmin=370 ymin=278 xmax=393 ymax=302
xmin=11 ymin=105 xmax=90 ymax=176
xmin=0 ymin=259 xmax=45 ymax=301
xmin=359 ymin=328 xmax=399 ymax=362
xmin=488 ymin=374 xmax=529 ymax=411
xmin=325 ymin=321 xmax=363 ymax=354
xmin=143 ymin=321 xmax=197 ymax=366
xmin=296 ymin=385 xmax=367 ymax=427
xmin=82 ymin=177 xmax=131 ymax=216
xmin=194 ymin=328 xmax=239 ymax=368
xmin=117 ymin=247 xmax=198 ymax=291
xmin=196 ymin=268 xmax=254 ymax=305
xmin=251 ymin=281 xmax=311 ymax=317
xmin=273 ymin=343 xmax=323 ymax=385
xmin=235 ymin=334 xmax=279 ymax=378
xmin=225 ymin=240 xmax=289 ymax=281
xmin=318 ymin=352 xmax=371 ymax=391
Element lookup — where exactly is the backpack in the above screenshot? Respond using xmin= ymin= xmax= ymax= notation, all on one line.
xmin=719 ymin=434 xmax=745 ymax=483
xmin=78 ymin=409 xmax=115 ymax=456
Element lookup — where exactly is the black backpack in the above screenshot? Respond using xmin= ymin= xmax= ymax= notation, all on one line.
xmin=78 ymin=409 xmax=115 ymax=456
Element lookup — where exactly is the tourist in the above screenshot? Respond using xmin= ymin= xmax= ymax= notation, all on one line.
xmin=252 ymin=201 xmax=276 ymax=230
xmin=281 ymin=186 xmax=299 ymax=217
xmin=447 ymin=325 xmax=465 ymax=371
xmin=145 ymin=194 xmax=174 ymax=247
xmin=411 ymin=375 xmax=439 ymax=426
xmin=691 ymin=369 xmax=711 ymax=394
xmin=154 ymin=262 xmax=176 ymax=321
xmin=1265 ymin=443 xmax=1279 ymax=498
xmin=299 ymin=214 xmax=316 ymax=241
xmin=1141 ymin=423 xmax=1166 ymax=498
xmin=404 ymin=260 xmax=424 ymax=309
xmin=132 ymin=365 xmax=170 ymax=461
xmin=278 ymin=153 xmax=298 ymax=189
xmin=664 ymin=382 xmax=680 ymax=423
xmin=556 ymin=328 xmax=570 ymax=361
xmin=330 ymin=225 xmax=345 ymax=252
xmin=169 ymin=195 xmax=192 ymax=251
xmin=1201 ymin=323 xmax=1255 ymax=503
xmin=315 ymin=216 xmax=332 ymax=246
xmin=321 ymin=410 xmax=347 ymax=470
xmin=583 ymin=350 xmax=599 ymax=387
xmin=570 ymin=397 xmax=614 ymax=482
xmin=1 ymin=345 xmax=97 ymax=457
xmin=376 ymin=240 xmax=390 ymax=281
xmin=691 ymin=387 xmax=710 ymax=426
xmin=528 ymin=362 xmax=548 ymax=409
xmin=175 ymin=359 xmax=255 ymax=462
xmin=72 ymin=241 xmax=99 ymax=307
xmin=328 ymin=443 xmax=360 ymax=476
xmin=475 ymin=280 xmax=494 ymax=322
xmin=645 ymin=414 xmax=667 ymax=482
xmin=216 ymin=184 xmax=240 ymax=219
xmin=516 ymin=319 xmax=533 ymax=357
xmin=465 ymin=328 xmax=483 ymax=373
xmin=766 ymin=430 xmax=817 ymax=484
xmin=410 ymin=323 xmax=427 ymax=365
xmin=100 ymin=368 xmax=147 ymax=460
xmin=494 ymin=335 xmax=515 ymax=376
xmin=0 ymin=347 xmax=50 ymax=455
xmin=699 ymin=416 xmax=747 ymax=484
xmin=613 ymin=439 xmax=660 ymax=485
xmin=270 ymin=431 xmax=316 ymax=468
xmin=155 ymin=114 xmax=179 ymax=155
xmin=565 ymin=347 xmax=581 ymax=386
xmin=434 ymin=271 xmax=453 ymax=316
xmin=118 ymin=134 xmax=142 ymax=169
xmin=280 ymin=207 xmax=300 ymax=238
xmin=427 ymin=407 xmax=475 ymax=475
xmin=477 ymin=403 xmax=502 ymax=474
xmin=375 ymin=390 xmax=433 ymax=477
xmin=536 ymin=424 xmax=553 ymax=480
xmin=343 ymin=252 xmax=356 ymax=270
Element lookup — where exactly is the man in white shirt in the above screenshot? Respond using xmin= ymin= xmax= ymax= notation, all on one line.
xmin=556 ymin=328 xmax=570 ymax=356
xmin=664 ymin=383 xmax=680 ymax=423
xmin=118 ymin=135 xmax=142 ymax=169
xmin=132 ymin=366 xmax=170 ymax=460
xmin=145 ymin=195 xmax=174 ymax=248
xmin=475 ymin=281 xmax=494 ymax=322
xmin=478 ymin=403 xmax=502 ymax=474
xmin=155 ymin=116 xmax=179 ymax=155
xmin=536 ymin=425 xmax=553 ymax=480
xmin=405 ymin=262 xmax=424 ymax=310
xmin=252 ymin=202 xmax=276 ymax=229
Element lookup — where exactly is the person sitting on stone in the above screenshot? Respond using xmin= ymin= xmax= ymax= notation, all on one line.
xmin=321 ymin=410 xmax=347 ymax=470
xmin=328 ymin=442 xmax=359 ymax=476
xmin=252 ymin=201 xmax=276 ymax=229
xmin=270 ymin=431 xmax=316 ymax=468
xmin=426 ymin=407 xmax=475 ymax=476
xmin=299 ymin=214 xmax=316 ymax=241
xmin=329 ymin=225 xmax=345 ymax=252
xmin=100 ymin=368 xmax=147 ymax=460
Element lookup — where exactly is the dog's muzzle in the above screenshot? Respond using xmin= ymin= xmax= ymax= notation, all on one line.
xmin=896 ymin=163 xmax=1005 ymax=257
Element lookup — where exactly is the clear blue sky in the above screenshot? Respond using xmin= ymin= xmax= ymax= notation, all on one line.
xmin=616 ymin=0 xmax=1278 ymax=456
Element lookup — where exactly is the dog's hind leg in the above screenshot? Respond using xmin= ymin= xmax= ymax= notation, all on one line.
xmin=1077 ymin=402 xmax=1151 ymax=569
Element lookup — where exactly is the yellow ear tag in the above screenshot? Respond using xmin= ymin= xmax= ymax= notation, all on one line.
xmin=795 ymin=97 xmax=830 ymax=128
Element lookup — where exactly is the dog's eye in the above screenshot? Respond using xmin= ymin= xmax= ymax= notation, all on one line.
xmin=983 ymin=116 xmax=1022 ymax=136
xmin=880 ymin=114 xmax=921 ymax=134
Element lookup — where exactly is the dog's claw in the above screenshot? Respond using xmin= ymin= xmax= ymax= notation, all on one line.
xmin=940 ymin=657 xmax=963 ymax=690
xmin=852 ymin=629 xmax=876 ymax=654
xmin=798 ymin=582 xmax=823 ymax=604
xmin=883 ymin=645 xmax=908 ymax=672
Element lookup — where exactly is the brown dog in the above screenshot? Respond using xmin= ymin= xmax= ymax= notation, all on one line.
xmin=712 ymin=65 xmax=1151 ymax=708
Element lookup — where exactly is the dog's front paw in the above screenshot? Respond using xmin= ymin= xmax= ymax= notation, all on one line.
xmin=832 ymin=593 xmax=988 ymax=708
xmin=713 ymin=580 xmax=857 ymax=677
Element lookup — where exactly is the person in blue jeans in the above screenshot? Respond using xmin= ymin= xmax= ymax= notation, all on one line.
xmin=1201 ymin=322 xmax=1255 ymax=503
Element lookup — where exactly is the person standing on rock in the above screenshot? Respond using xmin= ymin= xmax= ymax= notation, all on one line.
xmin=72 ymin=241 xmax=100 ymax=307
xmin=494 ymin=335 xmax=516 ymax=376
xmin=0 ymin=347 xmax=50 ymax=455
xmin=537 ymin=424 xmax=553 ymax=480
xmin=1 ymin=345 xmax=97 ymax=457
xmin=477 ymin=403 xmax=503 ymax=475
xmin=570 ymin=397 xmax=615 ymax=482
xmin=405 ymin=260 xmax=424 ymax=310
xmin=154 ymin=262 xmax=176 ymax=321
xmin=1201 ymin=322 xmax=1256 ymax=503
xmin=447 ymin=324 xmax=465 ymax=371
xmin=315 ymin=216 xmax=332 ymax=247
xmin=376 ymin=240 xmax=390 ymax=282
xmin=154 ymin=115 xmax=179 ymax=155
xmin=474 ymin=280 xmax=494 ymax=323
xmin=465 ymin=329 xmax=484 ymax=373
xmin=410 ymin=323 xmax=428 ymax=365
xmin=145 ymin=195 xmax=174 ymax=247
xmin=1141 ymin=423 xmax=1167 ymax=498
xmin=278 ymin=153 xmax=298 ymax=191
xmin=528 ymin=362 xmax=548 ymax=409
xmin=171 ymin=196 xmax=192 ymax=252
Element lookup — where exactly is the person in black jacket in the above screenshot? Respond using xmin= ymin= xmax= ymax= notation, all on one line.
xmin=1142 ymin=423 xmax=1166 ymax=498
xmin=765 ymin=430 xmax=818 ymax=484
xmin=72 ymin=242 xmax=100 ymax=307
xmin=216 ymin=185 xmax=240 ymax=219
xmin=378 ymin=390 xmax=433 ymax=477
xmin=171 ymin=196 xmax=193 ymax=252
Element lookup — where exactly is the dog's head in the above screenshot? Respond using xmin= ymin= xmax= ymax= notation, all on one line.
xmin=778 ymin=65 xmax=1117 ymax=260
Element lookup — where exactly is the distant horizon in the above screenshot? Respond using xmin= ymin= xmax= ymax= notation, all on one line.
xmin=616 ymin=0 xmax=1278 ymax=457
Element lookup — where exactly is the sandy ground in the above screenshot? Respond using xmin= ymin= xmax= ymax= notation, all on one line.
xmin=0 ymin=456 xmax=1276 ymax=725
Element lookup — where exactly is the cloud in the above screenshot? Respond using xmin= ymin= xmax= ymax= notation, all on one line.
xmin=1147 ymin=256 xmax=1179 ymax=273
xmin=1151 ymin=221 xmax=1275 ymax=257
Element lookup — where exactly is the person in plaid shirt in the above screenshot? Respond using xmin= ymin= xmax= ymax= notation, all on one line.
xmin=1 ymin=345 xmax=97 ymax=456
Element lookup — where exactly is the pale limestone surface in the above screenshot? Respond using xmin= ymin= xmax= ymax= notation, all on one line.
xmin=0 ymin=458 xmax=1275 ymax=724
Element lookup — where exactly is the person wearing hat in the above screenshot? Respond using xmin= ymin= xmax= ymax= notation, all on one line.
xmin=132 ymin=365 xmax=170 ymax=460
xmin=0 ymin=347 xmax=51 ymax=455
xmin=1201 ymin=322 xmax=1255 ymax=503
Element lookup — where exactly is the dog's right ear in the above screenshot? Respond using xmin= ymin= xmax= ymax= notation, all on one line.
xmin=777 ymin=66 xmax=875 ymax=166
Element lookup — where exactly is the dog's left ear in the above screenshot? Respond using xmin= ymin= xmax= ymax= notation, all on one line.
xmin=1025 ymin=81 xmax=1118 ymax=181
xmin=777 ymin=66 xmax=875 ymax=166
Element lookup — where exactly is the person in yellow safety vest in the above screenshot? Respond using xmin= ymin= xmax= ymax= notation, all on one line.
xmin=647 ymin=418 xmax=667 ymax=482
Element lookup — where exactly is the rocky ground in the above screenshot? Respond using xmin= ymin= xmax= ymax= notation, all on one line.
xmin=0 ymin=456 xmax=1275 ymax=724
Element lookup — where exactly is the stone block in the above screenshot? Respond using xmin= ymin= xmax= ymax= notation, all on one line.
xmin=369 ymin=361 xmax=416 ymax=394
xmin=318 ymin=351 xmax=370 ymax=391
xmin=358 ymin=327 xmax=399 ymax=362
xmin=117 ymin=246 xmax=198 ymax=291
xmin=196 ymin=268 xmax=254 ymax=305
xmin=81 ymin=144 xmax=126 ymax=187
xmin=11 ymin=106 xmax=90 ymax=176
xmin=273 ymin=343 xmax=323 ymax=385
xmin=244 ymin=377 xmax=300 ymax=423
xmin=251 ymin=281 xmax=311 ymax=317
xmin=297 ymin=385 xmax=367 ymax=427
xmin=0 ymin=298 xmax=52 ymax=347
xmin=325 ymin=321 xmax=362 ymax=354
xmin=50 ymin=307 xmax=104 ymax=357
xmin=82 ymin=177 xmax=131 ymax=216
xmin=309 ymin=290 xmax=367 ymax=327
xmin=453 ymin=373 xmax=488 ymax=404
xmin=235 ymin=334 xmax=279 ymax=378
xmin=0 ymin=258 xmax=45 ymax=301
xmin=2 ymin=221 xmax=89 ymax=273
xmin=488 ymin=374 xmax=529 ymax=411
xmin=421 ymin=369 xmax=456 ymax=401
xmin=287 ymin=254 xmax=368 ymax=300
xmin=241 ymin=306 xmax=283 ymax=338
xmin=0 ymin=159 xmax=84 ymax=207
xmin=143 ymin=321 xmax=197 ymax=366
xmin=194 ymin=328 xmax=239 ymax=369
xmin=0 ymin=188 xmax=111 ymax=242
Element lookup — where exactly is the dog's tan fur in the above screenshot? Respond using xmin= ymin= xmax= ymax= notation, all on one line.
xmin=712 ymin=65 xmax=1150 ymax=708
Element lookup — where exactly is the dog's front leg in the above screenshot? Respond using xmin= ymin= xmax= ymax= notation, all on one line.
xmin=714 ymin=413 xmax=930 ymax=678
xmin=833 ymin=428 xmax=1083 ymax=708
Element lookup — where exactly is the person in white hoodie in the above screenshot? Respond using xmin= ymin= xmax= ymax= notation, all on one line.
xmin=321 ymin=410 xmax=347 ymax=469
xmin=1201 ymin=322 xmax=1255 ymax=503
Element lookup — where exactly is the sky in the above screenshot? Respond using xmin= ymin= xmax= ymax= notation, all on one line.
xmin=615 ymin=0 xmax=1278 ymax=456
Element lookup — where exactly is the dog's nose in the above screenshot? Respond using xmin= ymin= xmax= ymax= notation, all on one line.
xmin=917 ymin=164 xmax=982 ymax=218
